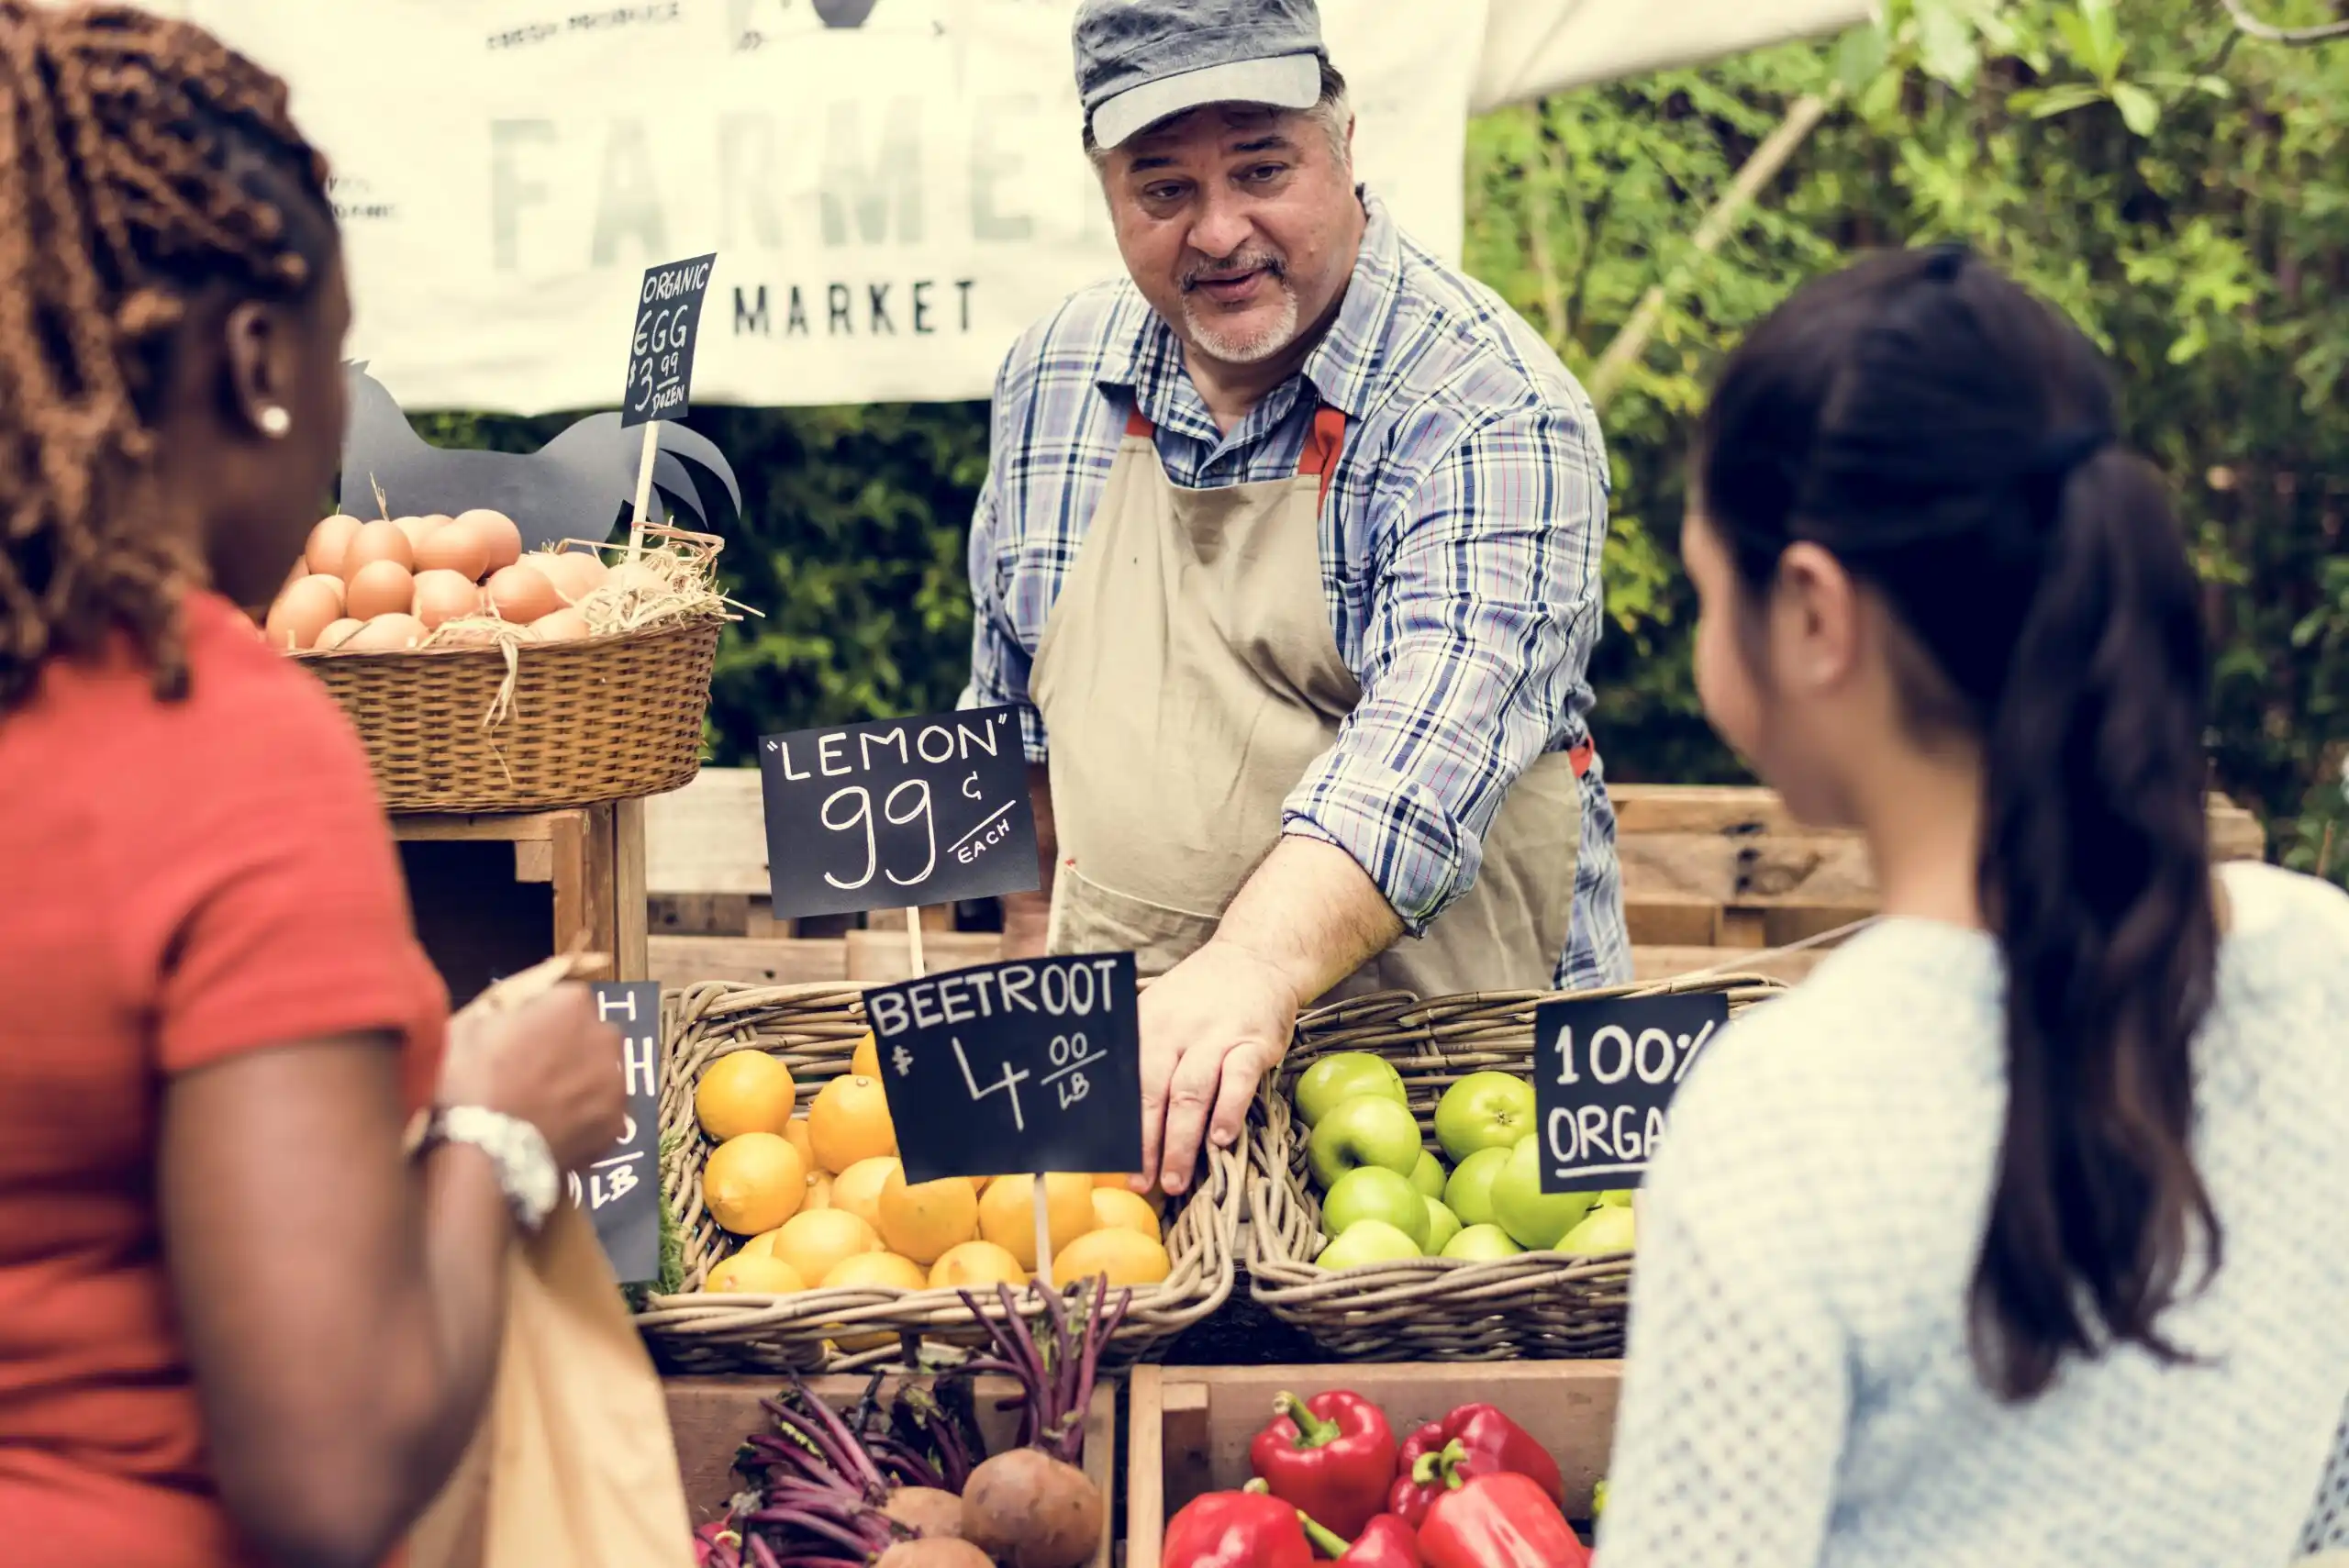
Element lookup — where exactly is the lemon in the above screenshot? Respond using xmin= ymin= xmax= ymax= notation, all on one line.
xmin=1052 ymin=1228 xmax=1171 ymax=1289
xmin=1089 ymin=1186 xmax=1163 ymax=1243
xmin=878 ymin=1170 xmax=982 ymax=1265
xmin=929 ymin=1240 xmax=1028 ymax=1292
xmin=831 ymin=1156 xmax=900 ymax=1232
xmin=695 ymin=1051 xmax=797 ymax=1141
xmin=770 ymin=1207 xmax=882 ymax=1286
xmin=852 ymin=1031 xmax=881 ymax=1081
xmin=977 ymin=1173 xmax=1094 ymax=1273
xmin=703 ymin=1252 xmax=807 ymax=1294
xmin=703 ymin=1132 xmax=808 ymax=1236
xmin=821 ymin=1251 xmax=927 ymax=1292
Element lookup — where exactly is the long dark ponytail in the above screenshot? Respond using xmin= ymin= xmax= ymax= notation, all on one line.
xmin=1697 ymin=245 xmax=2222 ymax=1400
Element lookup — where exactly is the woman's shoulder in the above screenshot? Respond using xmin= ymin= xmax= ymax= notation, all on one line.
xmin=160 ymin=593 xmax=379 ymax=783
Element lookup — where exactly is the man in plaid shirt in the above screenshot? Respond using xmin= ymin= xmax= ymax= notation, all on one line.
xmin=960 ymin=0 xmax=1628 ymax=1198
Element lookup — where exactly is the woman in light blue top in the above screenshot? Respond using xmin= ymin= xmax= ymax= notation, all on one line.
xmin=1597 ymin=246 xmax=2349 ymax=1567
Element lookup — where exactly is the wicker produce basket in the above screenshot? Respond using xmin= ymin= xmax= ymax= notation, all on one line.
xmin=633 ymin=980 xmax=1244 ymax=1374
xmin=1246 ymin=973 xmax=1785 ymax=1362
xmin=295 ymin=614 xmax=720 ymax=812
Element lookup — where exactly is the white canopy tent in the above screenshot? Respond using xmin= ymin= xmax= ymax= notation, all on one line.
xmin=171 ymin=0 xmax=1871 ymax=411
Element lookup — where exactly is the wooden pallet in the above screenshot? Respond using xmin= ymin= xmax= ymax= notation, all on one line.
xmin=1125 ymin=1362 xmax=1620 ymax=1568
xmin=640 ymin=769 xmax=2268 ymax=985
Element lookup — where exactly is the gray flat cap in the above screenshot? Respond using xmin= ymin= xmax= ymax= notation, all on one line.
xmin=1074 ymin=0 xmax=1327 ymax=151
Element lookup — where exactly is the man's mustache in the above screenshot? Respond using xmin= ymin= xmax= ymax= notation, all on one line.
xmin=1182 ymin=250 xmax=1287 ymax=292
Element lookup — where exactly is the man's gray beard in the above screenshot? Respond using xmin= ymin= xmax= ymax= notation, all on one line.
xmin=1180 ymin=281 xmax=1302 ymax=366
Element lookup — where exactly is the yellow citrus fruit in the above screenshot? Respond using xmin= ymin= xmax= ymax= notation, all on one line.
xmin=702 ymin=1132 xmax=808 ymax=1236
xmin=703 ymin=1252 xmax=807 ymax=1294
xmin=804 ymin=1170 xmax=834 ymax=1212
xmin=1052 ymin=1228 xmax=1172 ymax=1290
xmin=769 ymin=1207 xmax=882 ymax=1286
xmin=1089 ymin=1186 xmax=1163 ymax=1243
xmin=929 ymin=1240 xmax=1028 ymax=1292
xmin=831 ymin=1156 xmax=901 ymax=1232
xmin=877 ymin=1171 xmax=981 ymax=1264
xmin=852 ymin=1032 xmax=881 ymax=1081
xmin=784 ymin=1118 xmax=816 ymax=1168
xmin=808 ymin=1074 xmax=897 ymax=1173
xmin=976 ymin=1173 xmax=1095 ymax=1273
xmin=821 ymin=1251 xmax=928 ymax=1292
xmin=741 ymin=1228 xmax=781 ymax=1259
xmin=695 ymin=1051 xmax=797 ymax=1141
xmin=1093 ymin=1173 xmax=1135 ymax=1188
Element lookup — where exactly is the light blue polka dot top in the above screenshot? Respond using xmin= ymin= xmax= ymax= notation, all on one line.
xmin=1599 ymin=862 xmax=2349 ymax=1567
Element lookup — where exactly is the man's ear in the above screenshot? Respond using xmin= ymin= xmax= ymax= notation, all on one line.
xmin=219 ymin=300 xmax=295 ymax=438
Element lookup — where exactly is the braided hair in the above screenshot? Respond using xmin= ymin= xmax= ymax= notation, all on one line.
xmin=0 ymin=2 xmax=331 ymax=716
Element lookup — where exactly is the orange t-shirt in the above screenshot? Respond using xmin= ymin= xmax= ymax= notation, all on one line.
xmin=0 ymin=591 xmax=448 ymax=1566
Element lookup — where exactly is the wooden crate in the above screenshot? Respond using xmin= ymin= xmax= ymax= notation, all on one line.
xmin=394 ymin=798 xmax=647 ymax=1006
xmin=1125 ymin=1362 xmax=1620 ymax=1568
xmin=641 ymin=769 xmax=2270 ymax=985
xmin=663 ymin=1373 xmax=1118 ymax=1568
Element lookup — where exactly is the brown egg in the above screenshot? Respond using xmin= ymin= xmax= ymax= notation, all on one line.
xmin=412 ymin=569 xmax=484 ymax=629
xmin=340 ymin=517 xmax=415 ymax=577
xmin=345 ymin=613 xmax=429 ymax=652
xmin=314 ymin=617 xmax=364 ymax=651
xmin=306 ymin=515 xmax=362 ymax=576
xmin=392 ymin=514 xmax=442 ymax=548
xmin=529 ymin=606 xmax=592 ymax=643
xmin=531 ymin=550 xmax=610 ymax=606
xmin=484 ymin=562 xmax=559 ymax=624
xmin=423 ymin=513 xmax=457 ymax=533
xmin=345 ymin=559 xmax=416 ymax=620
xmin=413 ymin=522 xmax=492 ymax=583
xmin=263 ymin=575 xmax=343 ymax=651
xmin=301 ymin=573 xmax=347 ymax=614
xmin=453 ymin=508 xmax=522 ymax=573
xmin=280 ymin=556 xmax=308 ymax=595
xmin=603 ymin=560 xmax=665 ymax=598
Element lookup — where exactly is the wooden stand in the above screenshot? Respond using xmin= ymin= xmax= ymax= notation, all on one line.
xmin=394 ymin=798 xmax=649 ymax=1006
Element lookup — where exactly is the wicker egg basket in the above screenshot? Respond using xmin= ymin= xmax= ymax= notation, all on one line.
xmin=295 ymin=611 xmax=721 ymax=813
xmin=632 ymin=980 xmax=1244 ymax=1375
xmin=1246 ymin=973 xmax=1786 ymax=1362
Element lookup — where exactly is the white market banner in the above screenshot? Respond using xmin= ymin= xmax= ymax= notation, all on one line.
xmin=185 ymin=0 xmax=1869 ymax=413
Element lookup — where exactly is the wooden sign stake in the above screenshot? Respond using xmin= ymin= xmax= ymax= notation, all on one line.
xmin=905 ymin=906 xmax=927 ymax=980
xmin=626 ymin=423 xmax=659 ymax=561
xmin=1032 ymin=1173 xmax=1054 ymax=1289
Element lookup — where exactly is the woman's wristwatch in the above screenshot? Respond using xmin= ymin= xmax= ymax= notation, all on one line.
xmin=417 ymin=1105 xmax=562 ymax=1233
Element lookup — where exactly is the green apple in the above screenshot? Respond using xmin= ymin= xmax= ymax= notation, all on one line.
xmin=1599 ymin=1190 xmax=1635 ymax=1207
xmin=1422 ymin=1196 xmax=1462 ymax=1255
xmin=1433 ymin=1071 xmax=1537 ymax=1162
xmin=1441 ymin=1223 xmax=1525 ymax=1262
xmin=1490 ymin=1136 xmax=1600 ymax=1251
xmin=1409 ymin=1150 xmax=1448 ymax=1199
xmin=1443 ymin=1145 xmax=1513 ymax=1228
xmin=1315 ymin=1219 xmax=1425 ymax=1271
xmin=1322 ymin=1165 xmax=1432 ymax=1251
xmin=1306 ymin=1095 xmax=1425 ymax=1189
xmin=1294 ymin=1052 xmax=1408 ymax=1128
xmin=1558 ymin=1204 xmax=1637 ymax=1256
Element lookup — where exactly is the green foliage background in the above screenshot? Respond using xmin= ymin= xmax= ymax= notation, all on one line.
xmin=421 ymin=0 xmax=2349 ymax=881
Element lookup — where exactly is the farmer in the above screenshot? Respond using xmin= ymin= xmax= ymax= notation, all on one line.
xmin=963 ymin=0 xmax=1627 ymax=1196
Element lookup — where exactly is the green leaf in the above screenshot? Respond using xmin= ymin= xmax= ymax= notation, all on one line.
xmin=2111 ymin=82 xmax=2161 ymax=136
xmin=1917 ymin=3 xmax=1982 ymax=89
xmin=1836 ymin=23 xmax=1891 ymax=96
xmin=1859 ymin=66 xmax=1904 ymax=122
xmin=2020 ymin=83 xmax=2108 ymax=118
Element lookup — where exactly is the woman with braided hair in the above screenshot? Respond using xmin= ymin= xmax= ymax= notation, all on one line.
xmin=0 ymin=9 xmax=628 ymax=1566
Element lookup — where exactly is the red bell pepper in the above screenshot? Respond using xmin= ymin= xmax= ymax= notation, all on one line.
xmin=1418 ymin=1470 xmax=1589 ymax=1568
xmin=1296 ymin=1509 xmax=1422 ymax=1567
xmin=1163 ymin=1484 xmax=1316 ymax=1568
xmin=1386 ymin=1404 xmax=1564 ymax=1528
xmin=1248 ymin=1390 xmax=1397 ymax=1540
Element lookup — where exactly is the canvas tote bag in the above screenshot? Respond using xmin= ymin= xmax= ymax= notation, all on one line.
xmin=406 ymin=954 xmax=694 ymax=1568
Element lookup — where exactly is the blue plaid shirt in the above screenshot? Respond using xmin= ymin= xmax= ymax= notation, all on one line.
xmin=959 ymin=189 xmax=1630 ymax=990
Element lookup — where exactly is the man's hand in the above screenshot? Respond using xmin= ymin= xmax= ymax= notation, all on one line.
xmin=1135 ymin=836 xmax=1405 ymax=1196
xmin=1135 ymin=940 xmax=1298 ymax=1196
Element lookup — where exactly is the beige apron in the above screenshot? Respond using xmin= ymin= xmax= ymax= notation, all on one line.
xmin=1028 ymin=401 xmax=1585 ymax=1001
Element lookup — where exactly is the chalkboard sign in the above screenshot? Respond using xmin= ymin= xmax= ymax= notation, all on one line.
xmin=865 ymin=953 xmax=1142 ymax=1184
xmin=575 ymin=982 xmax=662 ymax=1283
xmin=622 ymin=253 xmax=717 ymax=428
xmin=758 ymin=706 xmax=1040 ymax=920
xmin=1533 ymin=992 xmax=1730 ymax=1192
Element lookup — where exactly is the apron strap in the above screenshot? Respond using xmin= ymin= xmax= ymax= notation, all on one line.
xmin=1123 ymin=402 xmax=1351 ymax=510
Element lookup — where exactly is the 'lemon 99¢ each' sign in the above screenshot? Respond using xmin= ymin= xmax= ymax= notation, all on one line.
xmin=1533 ymin=992 xmax=1730 ymax=1192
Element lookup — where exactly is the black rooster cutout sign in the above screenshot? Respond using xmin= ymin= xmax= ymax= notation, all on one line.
xmin=337 ymin=362 xmax=743 ymax=551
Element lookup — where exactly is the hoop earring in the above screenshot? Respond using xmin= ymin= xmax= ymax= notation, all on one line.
xmin=257 ymin=406 xmax=292 ymax=439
